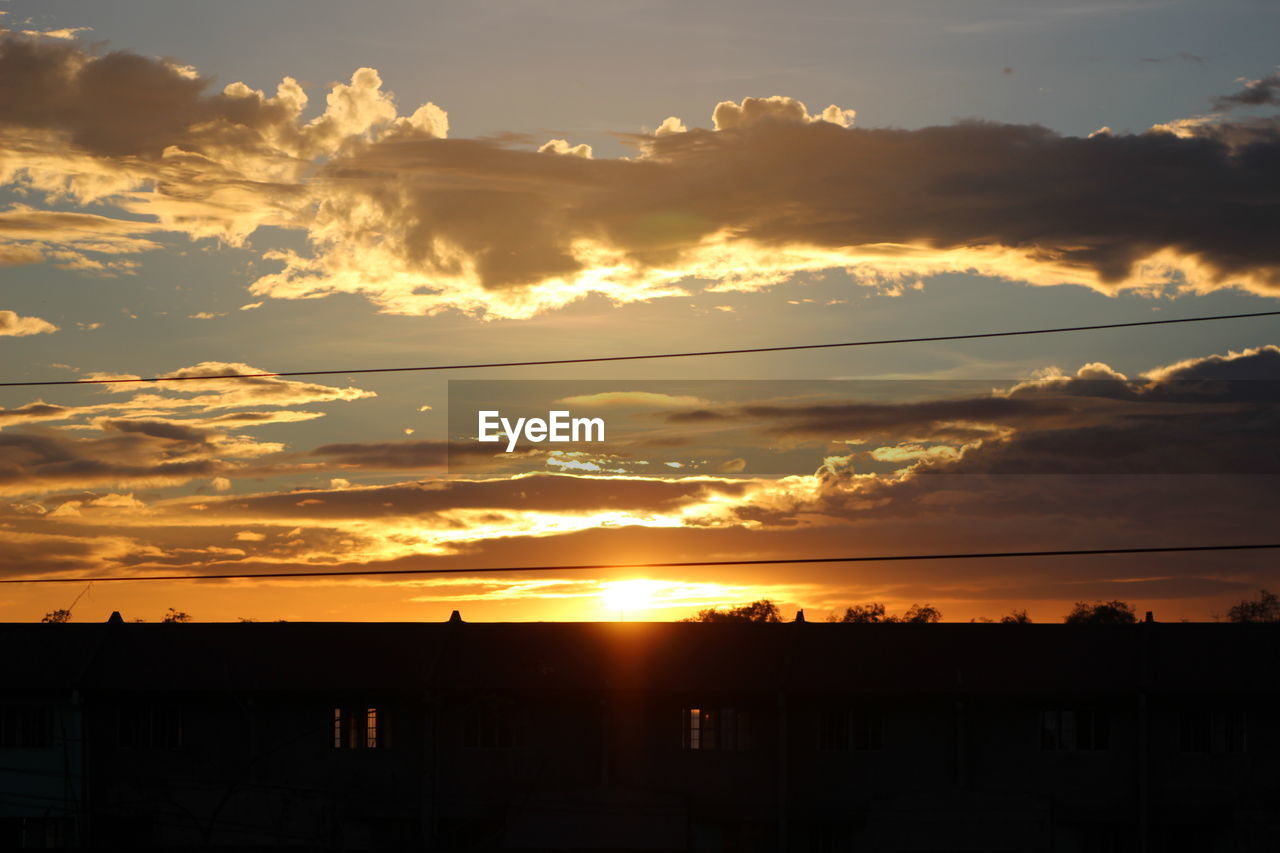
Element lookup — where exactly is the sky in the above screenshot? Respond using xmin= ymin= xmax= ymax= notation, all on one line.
xmin=1 ymin=0 xmax=1278 ymax=623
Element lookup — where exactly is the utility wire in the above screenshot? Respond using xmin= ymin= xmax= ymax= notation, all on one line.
xmin=2 ymin=310 xmax=1278 ymax=388
xmin=5 ymin=542 xmax=1278 ymax=585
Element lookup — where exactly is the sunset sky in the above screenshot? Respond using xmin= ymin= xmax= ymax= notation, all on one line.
xmin=1 ymin=0 xmax=1278 ymax=623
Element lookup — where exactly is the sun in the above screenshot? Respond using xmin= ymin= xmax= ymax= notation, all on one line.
xmin=598 ymin=579 xmax=663 ymax=617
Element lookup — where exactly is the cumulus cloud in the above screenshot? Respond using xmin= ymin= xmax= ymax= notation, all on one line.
xmin=538 ymin=138 xmax=592 ymax=158
xmin=0 ymin=309 xmax=57 ymax=336
xmin=3 ymin=29 xmax=1278 ymax=318
xmin=710 ymin=95 xmax=856 ymax=130
xmin=0 ymin=31 xmax=445 ymax=253
xmin=252 ymin=96 xmax=1280 ymax=316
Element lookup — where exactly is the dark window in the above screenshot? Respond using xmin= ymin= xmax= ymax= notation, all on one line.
xmin=818 ymin=708 xmax=883 ymax=751
xmin=118 ymin=704 xmax=182 ymax=749
xmin=1041 ymin=708 xmax=1109 ymax=751
xmin=1180 ymin=709 xmax=1246 ymax=753
xmin=682 ymin=707 xmax=755 ymax=751
xmin=0 ymin=705 xmax=54 ymax=749
xmin=333 ymin=706 xmax=383 ymax=749
xmin=463 ymin=705 xmax=515 ymax=749
xmin=0 ymin=816 xmax=75 ymax=848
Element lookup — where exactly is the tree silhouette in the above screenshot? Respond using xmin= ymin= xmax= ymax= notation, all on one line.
xmin=899 ymin=604 xmax=942 ymax=624
xmin=40 ymin=609 xmax=71 ymax=623
xmin=162 ymin=608 xmax=192 ymax=623
xmin=834 ymin=603 xmax=886 ymax=623
xmin=684 ymin=599 xmax=782 ymax=623
xmin=831 ymin=602 xmax=942 ymax=623
xmin=1064 ymin=600 xmax=1136 ymax=625
xmin=1001 ymin=609 xmax=1032 ymax=624
xmin=1226 ymin=589 xmax=1280 ymax=623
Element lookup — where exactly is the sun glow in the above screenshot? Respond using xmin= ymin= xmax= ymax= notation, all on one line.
xmin=599 ymin=578 xmax=664 ymax=617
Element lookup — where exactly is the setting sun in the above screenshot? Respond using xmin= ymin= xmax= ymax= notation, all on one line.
xmin=598 ymin=579 xmax=663 ymax=617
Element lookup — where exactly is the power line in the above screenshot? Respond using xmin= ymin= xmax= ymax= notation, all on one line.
xmin=5 ymin=542 xmax=1278 ymax=585
xmin=3 ymin=310 xmax=1278 ymax=388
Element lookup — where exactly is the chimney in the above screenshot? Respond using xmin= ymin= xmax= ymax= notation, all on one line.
xmin=794 ymin=609 xmax=806 ymax=623
xmin=106 ymin=611 xmax=123 ymax=624
xmin=1144 ymin=611 xmax=1154 ymax=623
xmin=448 ymin=610 xmax=464 ymax=624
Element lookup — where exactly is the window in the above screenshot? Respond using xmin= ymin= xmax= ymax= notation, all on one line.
xmin=0 ymin=705 xmax=53 ymax=749
xmin=1041 ymin=708 xmax=1108 ymax=751
xmin=682 ymin=707 xmax=754 ymax=751
xmin=118 ymin=704 xmax=182 ymax=749
xmin=333 ymin=706 xmax=383 ymax=749
xmin=1180 ymin=710 xmax=1246 ymax=753
xmin=463 ymin=704 xmax=515 ymax=749
xmin=0 ymin=816 xmax=74 ymax=848
xmin=818 ymin=707 xmax=883 ymax=751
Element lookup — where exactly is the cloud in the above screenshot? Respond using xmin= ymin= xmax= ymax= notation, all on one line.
xmin=0 ymin=427 xmax=230 ymax=495
xmin=307 ymin=440 xmax=449 ymax=470
xmin=0 ymin=402 xmax=73 ymax=426
xmin=4 ymin=29 xmax=1280 ymax=318
xmin=0 ymin=309 xmax=57 ymax=336
xmin=538 ymin=138 xmax=592 ymax=158
xmin=252 ymin=96 xmax=1280 ymax=316
xmin=0 ymin=363 xmax=376 ymax=495
xmin=712 ymin=95 xmax=856 ymax=130
xmin=20 ymin=28 xmax=93 ymax=41
xmin=1141 ymin=52 xmax=1207 ymax=64
xmin=183 ymin=471 xmax=748 ymax=522
xmin=0 ymin=344 xmax=1275 ymax=616
xmin=0 ymin=204 xmax=166 ymax=275
xmin=106 ymin=362 xmax=377 ymax=410
xmin=555 ymin=391 xmax=710 ymax=408
xmin=1213 ymin=71 xmax=1280 ymax=109
xmin=654 ymin=345 xmax=1280 ymax=477
xmin=0 ymin=31 xmax=444 ymax=253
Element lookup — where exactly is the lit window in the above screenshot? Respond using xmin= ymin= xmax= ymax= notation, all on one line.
xmin=682 ymin=707 xmax=754 ymax=750
xmin=1041 ymin=708 xmax=1108 ymax=751
xmin=332 ymin=706 xmax=383 ymax=749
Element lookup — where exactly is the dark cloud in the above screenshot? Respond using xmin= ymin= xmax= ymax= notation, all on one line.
xmin=657 ymin=346 xmax=1280 ymax=474
xmin=99 ymin=418 xmax=211 ymax=445
xmin=0 ymin=428 xmax=223 ymax=494
xmin=1141 ymin=52 xmax=1207 ymax=64
xmin=183 ymin=472 xmax=747 ymax=521
xmin=286 ymin=106 xmax=1280 ymax=310
xmin=0 ymin=402 xmax=71 ymax=426
xmin=308 ymin=440 xmax=449 ymax=470
xmin=1213 ymin=72 xmax=1280 ymax=109
xmin=4 ymin=30 xmax=1278 ymax=315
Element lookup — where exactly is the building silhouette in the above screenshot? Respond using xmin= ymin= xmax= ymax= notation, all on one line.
xmin=1 ymin=617 xmax=1276 ymax=850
